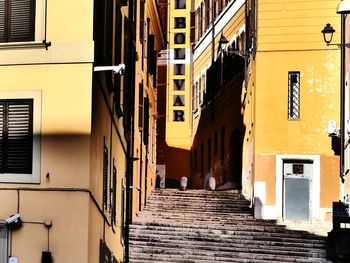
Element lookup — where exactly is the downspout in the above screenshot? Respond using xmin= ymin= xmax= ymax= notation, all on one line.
xmin=341 ymin=13 xmax=346 ymax=188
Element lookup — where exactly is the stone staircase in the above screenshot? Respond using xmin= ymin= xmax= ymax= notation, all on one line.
xmin=129 ymin=189 xmax=331 ymax=262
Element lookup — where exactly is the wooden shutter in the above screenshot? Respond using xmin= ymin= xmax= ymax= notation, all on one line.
xmin=139 ymin=0 xmax=144 ymax=43
xmin=143 ymin=97 xmax=149 ymax=145
xmin=0 ymin=102 xmax=4 ymax=172
xmin=0 ymin=0 xmax=6 ymax=42
xmin=112 ymin=165 xmax=117 ymax=224
xmin=190 ymin=11 xmax=195 ymax=44
xmin=0 ymin=99 xmax=33 ymax=174
xmin=99 ymin=240 xmax=113 ymax=263
xmin=8 ymin=0 xmax=35 ymax=42
xmin=138 ymin=83 xmax=143 ymax=129
xmin=103 ymin=144 xmax=108 ymax=210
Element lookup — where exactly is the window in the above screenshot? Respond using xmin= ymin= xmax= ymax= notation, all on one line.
xmin=221 ymin=126 xmax=225 ymax=161
xmin=0 ymin=91 xmax=41 ymax=184
xmin=103 ymin=142 xmax=108 ymax=211
xmin=111 ymin=164 xmax=117 ymax=224
xmin=99 ymin=240 xmax=118 ymax=263
xmin=138 ymin=83 xmax=144 ymax=129
xmin=0 ymin=225 xmax=8 ymax=263
xmin=208 ymin=137 xmax=211 ymax=171
xmin=288 ymin=72 xmax=300 ymax=120
xmin=0 ymin=99 xmax=33 ymax=174
xmin=0 ymin=0 xmax=35 ymax=43
xmin=214 ymin=131 xmax=218 ymax=155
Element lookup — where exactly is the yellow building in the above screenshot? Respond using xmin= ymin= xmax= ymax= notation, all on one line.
xmin=162 ymin=0 xmax=343 ymax=224
xmin=156 ymin=0 xmax=193 ymax=185
xmin=0 ymin=0 xmax=164 ymax=262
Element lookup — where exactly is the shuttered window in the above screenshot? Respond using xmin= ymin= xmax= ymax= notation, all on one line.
xmin=112 ymin=165 xmax=117 ymax=224
xmin=99 ymin=240 xmax=118 ymax=263
xmin=0 ymin=0 xmax=35 ymax=43
xmin=0 ymin=99 xmax=33 ymax=174
xmin=103 ymin=143 xmax=108 ymax=210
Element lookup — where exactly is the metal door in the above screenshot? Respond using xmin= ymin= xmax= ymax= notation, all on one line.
xmin=283 ymin=160 xmax=313 ymax=221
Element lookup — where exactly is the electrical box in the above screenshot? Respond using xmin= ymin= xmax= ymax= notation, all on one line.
xmin=9 ymin=257 xmax=18 ymax=263
xmin=328 ymin=120 xmax=338 ymax=136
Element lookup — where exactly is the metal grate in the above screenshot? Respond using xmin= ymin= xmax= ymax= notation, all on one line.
xmin=288 ymin=72 xmax=300 ymax=120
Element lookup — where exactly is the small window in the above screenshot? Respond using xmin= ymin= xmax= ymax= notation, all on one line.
xmin=0 ymin=225 xmax=8 ymax=262
xmin=112 ymin=164 xmax=117 ymax=224
xmin=0 ymin=0 xmax=35 ymax=43
xmin=288 ymin=72 xmax=300 ymax=120
xmin=103 ymin=142 xmax=108 ymax=211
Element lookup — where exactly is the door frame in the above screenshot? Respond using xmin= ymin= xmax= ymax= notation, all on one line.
xmin=276 ymin=154 xmax=320 ymax=220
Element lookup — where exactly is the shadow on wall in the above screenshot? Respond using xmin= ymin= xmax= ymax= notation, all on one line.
xmin=156 ymin=142 xmax=190 ymax=189
xmin=190 ymin=54 xmax=246 ymax=190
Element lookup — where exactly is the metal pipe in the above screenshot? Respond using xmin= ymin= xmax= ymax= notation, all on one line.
xmin=341 ymin=13 xmax=346 ymax=185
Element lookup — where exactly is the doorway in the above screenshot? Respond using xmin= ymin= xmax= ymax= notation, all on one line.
xmin=283 ymin=160 xmax=313 ymax=221
xmin=276 ymin=155 xmax=320 ymax=221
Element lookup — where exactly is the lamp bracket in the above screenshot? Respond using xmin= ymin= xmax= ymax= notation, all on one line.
xmin=327 ymin=43 xmax=350 ymax=48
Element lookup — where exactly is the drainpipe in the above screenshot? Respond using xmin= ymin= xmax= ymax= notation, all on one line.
xmin=341 ymin=13 xmax=346 ymax=189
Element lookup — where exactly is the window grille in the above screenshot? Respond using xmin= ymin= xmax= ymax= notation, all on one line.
xmin=288 ymin=72 xmax=300 ymax=120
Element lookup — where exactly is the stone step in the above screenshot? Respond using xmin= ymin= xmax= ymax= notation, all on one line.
xmin=130 ymin=244 xmax=327 ymax=259
xmin=130 ymin=229 xmax=327 ymax=247
xmin=129 ymin=250 xmax=331 ymax=263
xmin=130 ymin=225 xmax=325 ymax=242
xmin=129 ymin=237 xmax=327 ymax=254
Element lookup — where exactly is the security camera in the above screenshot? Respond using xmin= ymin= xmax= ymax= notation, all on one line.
xmin=94 ymin=64 xmax=126 ymax=76
xmin=5 ymin=213 xmax=22 ymax=229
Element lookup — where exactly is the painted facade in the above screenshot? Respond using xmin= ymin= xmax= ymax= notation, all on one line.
xmin=156 ymin=0 xmax=193 ymax=185
xmin=161 ymin=0 xmax=343 ymax=224
xmin=0 ymin=0 xmax=164 ymax=262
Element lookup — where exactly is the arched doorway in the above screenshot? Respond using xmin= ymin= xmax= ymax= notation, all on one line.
xmin=229 ymin=129 xmax=242 ymax=188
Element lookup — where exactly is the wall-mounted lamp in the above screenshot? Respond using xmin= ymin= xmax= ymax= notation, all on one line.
xmin=218 ymin=33 xmax=229 ymax=53
xmin=322 ymin=23 xmax=336 ymax=45
xmin=94 ymin=64 xmax=126 ymax=75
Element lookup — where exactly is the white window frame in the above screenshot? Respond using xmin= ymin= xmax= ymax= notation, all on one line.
xmin=0 ymin=90 xmax=42 ymax=184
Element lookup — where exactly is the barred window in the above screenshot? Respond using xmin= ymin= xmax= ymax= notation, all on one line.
xmin=288 ymin=72 xmax=300 ymax=120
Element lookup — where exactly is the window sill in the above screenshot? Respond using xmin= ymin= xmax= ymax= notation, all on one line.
xmin=0 ymin=40 xmax=51 ymax=50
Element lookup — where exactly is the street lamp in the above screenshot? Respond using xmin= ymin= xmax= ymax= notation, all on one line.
xmin=218 ymin=33 xmax=229 ymax=86
xmin=218 ymin=33 xmax=229 ymax=53
xmin=322 ymin=2 xmax=350 ymax=185
xmin=337 ymin=0 xmax=350 ymax=14
xmin=322 ymin=23 xmax=336 ymax=44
